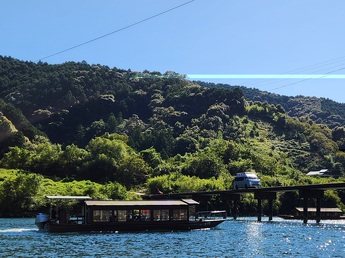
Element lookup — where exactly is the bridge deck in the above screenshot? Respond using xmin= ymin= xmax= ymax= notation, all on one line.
xmin=147 ymin=182 xmax=345 ymax=198
xmin=145 ymin=182 xmax=345 ymax=224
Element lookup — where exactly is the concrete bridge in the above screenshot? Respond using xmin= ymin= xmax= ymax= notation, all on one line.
xmin=146 ymin=182 xmax=345 ymax=223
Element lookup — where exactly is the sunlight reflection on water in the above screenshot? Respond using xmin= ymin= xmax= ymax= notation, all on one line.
xmin=0 ymin=218 xmax=345 ymax=257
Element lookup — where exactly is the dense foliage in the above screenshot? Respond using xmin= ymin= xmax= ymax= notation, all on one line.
xmin=198 ymin=81 xmax=345 ymax=129
xmin=1 ymin=56 xmax=345 ymax=216
xmin=0 ymin=169 xmax=136 ymax=217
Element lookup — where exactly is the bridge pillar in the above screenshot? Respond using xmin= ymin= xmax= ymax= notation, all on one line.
xmin=316 ymin=197 xmax=321 ymax=223
xmin=257 ymin=199 xmax=262 ymax=222
xmin=233 ymin=199 xmax=238 ymax=220
xmin=303 ymin=195 xmax=308 ymax=224
xmin=268 ymin=198 xmax=274 ymax=221
xmin=254 ymin=192 xmax=277 ymax=222
xmin=299 ymin=189 xmax=324 ymax=224
xmin=222 ymin=194 xmax=241 ymax=220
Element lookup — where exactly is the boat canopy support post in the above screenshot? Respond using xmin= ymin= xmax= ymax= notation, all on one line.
xmin=299 ymin=189 xmax=324 ymax=224
xmin=49 ymin=203 xmax=52 ymax=220
xmin=254 ymin=191 xmax=277 ymax=222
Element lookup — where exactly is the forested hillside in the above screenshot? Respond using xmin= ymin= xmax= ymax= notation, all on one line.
xmin=199 ymin=81 xmax=345 ymax=129
xmin=1 ymin=56 xmax=345 ymax=216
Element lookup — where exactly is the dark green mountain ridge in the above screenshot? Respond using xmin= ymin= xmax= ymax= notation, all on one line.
xmin=197 ymin=81 xmax=345 ymax=129
xmin=1 ymin=55 xmax=345 ymax=178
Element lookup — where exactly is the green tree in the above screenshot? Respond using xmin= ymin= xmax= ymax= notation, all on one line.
xmin=84 ymin=154 xmax=116 ymax=182
xmin=0 ymin=146 xmax=31 ymax=169
xmin=101 ymin=182 xmax=128 ymax=200
xmin=309 ymin=131 xmax=337 ymax=155
xmin=182 ymin=152 xmax=223 ymax=179
xmin=140 ymin=147 xmax=162 ymax=169
xmin=0 ymin=173 xmax=42 ymax=216
xmin=106 ymin=113 xmax=118 ymax=132
xmin=173 ymin=136 xmax=197 ymax=155
xmin=58 ymin=144 xmax=90 ymax=177
xmin=117 ymin=155 xmax=150 ymax=187
xmin=86 ymin=134 xmax=127 ymax=161
xmin=332 ymin=126 xmax=345 ymax=150
xmin=30 ymin=140 xmax=63 ymax=175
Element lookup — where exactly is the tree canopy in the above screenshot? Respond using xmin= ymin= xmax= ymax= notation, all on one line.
xmin=1 ymin=56 xmax=345 ymax=216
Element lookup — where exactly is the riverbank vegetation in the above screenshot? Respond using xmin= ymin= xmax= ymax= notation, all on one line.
xmin=1 ymin=167 xmax=344 ymax=217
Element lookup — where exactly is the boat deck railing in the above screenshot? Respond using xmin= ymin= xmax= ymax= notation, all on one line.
xmin=195 ymin=210 xmax=227 ymax=221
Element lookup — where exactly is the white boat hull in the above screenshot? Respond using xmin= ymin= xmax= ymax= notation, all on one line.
xmin=35 ymin=213 xmax=49 ymax=230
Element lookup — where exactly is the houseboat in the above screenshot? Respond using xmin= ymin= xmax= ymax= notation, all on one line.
xmin=279 ymin=207 xmax=345 ymax=220
xmin=35 ymin=196 xmax=227 ymax=232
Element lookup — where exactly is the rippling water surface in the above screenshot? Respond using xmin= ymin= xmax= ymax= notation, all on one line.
xmin=1 ymin=218 xmax=345 ymax=257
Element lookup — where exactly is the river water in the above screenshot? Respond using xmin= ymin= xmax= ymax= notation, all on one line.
xmin=1 ymin=217 xmax=344 ymax=257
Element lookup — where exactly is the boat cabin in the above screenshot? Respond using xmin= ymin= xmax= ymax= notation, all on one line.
xmin=45 ymin=195 xmax=92 ymax=224
xmin=85 ymin=199 xmax=198 ymax=223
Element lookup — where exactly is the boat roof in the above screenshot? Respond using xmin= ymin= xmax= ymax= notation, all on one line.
xmin=181 ymin=199 xmax=199 ymax=205
xmin=306 ymin=169 xmax=330 ymax=176
xmin=45 ymin=195 xmax=92 ymax=200
xmin=196 ymin=210 xmax=226 ymax=214
xmin=85 ymin=199 xmax=199 ymax=208
xmin=295 ymin=207 xmax=342 ymax=213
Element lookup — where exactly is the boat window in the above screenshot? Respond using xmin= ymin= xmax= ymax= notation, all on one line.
xmin=189 ymin=205 xmax=196 ymax=219
xmin=93 ymin=210 xmax=111 ymax=222
xmin=153 ymin=209 xmax=169 ymax=221
xmin=141 ymin=209 xmax=151 ymax=221
xmin=172 ymin=209 xmax=187 ymax=221
xmin=133 ymin=209 xmax=141 ymax=221
xmin=117 ymin=210 xmax=127 ymax=222
xmin=110 ymin=210 xmax=118 ymax=222
xmin=126 ymin=210 xmax=133 ymax=221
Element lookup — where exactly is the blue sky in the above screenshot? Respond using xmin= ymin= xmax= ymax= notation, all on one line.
xmin=2 ymin=0 xmax=345 ymax=103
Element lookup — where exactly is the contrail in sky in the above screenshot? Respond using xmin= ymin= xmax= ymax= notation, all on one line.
xmin=187 ymin=74 xmax=345 ymax=79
